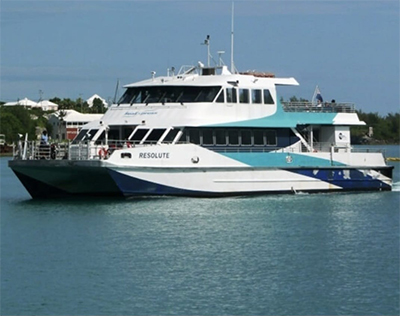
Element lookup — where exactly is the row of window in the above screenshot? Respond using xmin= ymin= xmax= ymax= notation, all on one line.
xmin=52 ymin=121 xmax=89 ymax=127
xmin=118 ymin=86 xmax=275 ymax=105
xmin=224 ymin=88 xmax=274 ymax=105
xmin=75 ymin=126 xmax=278 ymax=147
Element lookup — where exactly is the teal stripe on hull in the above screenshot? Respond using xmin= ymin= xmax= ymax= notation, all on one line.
xmin=220 ymin=152 xmax=346 ymax=167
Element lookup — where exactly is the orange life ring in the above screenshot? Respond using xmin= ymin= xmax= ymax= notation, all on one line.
xmin=98 ymin=147 xmax=108 ymax=159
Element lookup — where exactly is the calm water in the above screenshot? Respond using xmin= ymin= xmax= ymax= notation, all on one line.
xmin=1 ymin=145 xmax=399 ymax=315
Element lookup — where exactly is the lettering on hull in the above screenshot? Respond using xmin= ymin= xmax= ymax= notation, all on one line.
xmin=138 ymin=152 xmax=170 ymax=159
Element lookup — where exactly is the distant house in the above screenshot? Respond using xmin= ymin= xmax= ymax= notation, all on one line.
xmin=3 ymin=98 xmax=59 ymax=111
xmin=36 ymin=100 xmax=58 ymax=111
xmin=86 ymin=94 xmax=108 ymax=108
xmin=4 ymin=98 xmax=38 ymax=108
xmin=48 ymin=109 xmax=103 ymax=141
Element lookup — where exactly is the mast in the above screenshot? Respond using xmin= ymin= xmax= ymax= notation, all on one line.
xmin=230 ymin=2 xmax=235 ymax=73
xmin=113 ymin=79 xmax=120 ymax=104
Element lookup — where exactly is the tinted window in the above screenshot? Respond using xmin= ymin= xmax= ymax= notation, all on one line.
xmin=241 ymin=130 xmax=252 ymax=146
xmin=226 ymin=88 xmax=237 ymax=103
xmin=95 ymin=131 xmax=106 ymax=145
xmin=163 ymin=129 xmax=180 ymax=143
xmin=253 ymin=130 xmax=264 ymax=145
xmin=131 ymin=129 xmax=149 ymax=142
xmin=202 ymin=129 xmax=214 ymax=145
xmin=266 ymin=130 xmax=277 ymax=145
xmin=143 ymin=129 xmax=166 ymax=144
xmin=119 ymin=86 xmax=222 ymax=104
xmin=189 ymin=129 xmax=200 ymax=144
xmin=228 ymin=130 xmax=239 ymax=145
xmin=72 ymin=129 xmax=89 ymax=144
xmin=252 ymin=90 xmax=262 ymax=104
xmin=215 ymin=90 xmax=224 ymax=103
xmin=239 ymin=89 xmax=249 ymax=103
xmin=215 ymin=130 xmax=226 ymax=145
xmin=263 ymin=90 xmax=274 ymax=104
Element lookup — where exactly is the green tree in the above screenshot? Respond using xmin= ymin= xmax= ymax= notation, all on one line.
xmin=0 ymin=112 xmax=25 ymax=143
xmin=91 ymin=98 xmax=107 ymax=113
xmin=0 ymin=107 xmax=36 ymax=142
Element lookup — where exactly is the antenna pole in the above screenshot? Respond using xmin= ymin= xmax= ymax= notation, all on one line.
xmin=230 ymin=2 xmax=235 ymax=73
xmin=113 ymin=79 xmax=119 ymax=104
xmin=207 ymin=38 xmax=211 ymax=67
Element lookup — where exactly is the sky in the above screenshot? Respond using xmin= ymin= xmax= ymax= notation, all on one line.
xmin=1 ymin=0 xmax=399 ymax=115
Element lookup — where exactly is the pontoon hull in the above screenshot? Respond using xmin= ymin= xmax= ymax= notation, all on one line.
xmin=9 ymin=160 xmax=393 ymax=199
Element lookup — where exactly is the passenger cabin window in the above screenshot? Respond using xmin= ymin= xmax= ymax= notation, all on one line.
xmin=215 ymin=90 xmax=225 ymax=103
xmin=263 ymin=90 xmax=274 ymax=104
xmin=266 ymin=131 xmax=277 ymax=145
xmin=215 ymin=130 xmax=226 ymax=145
xmin=228 ymin=130 xmax=239 ymax=146
xmin=131 ymin=129 xmax=149 ymax=143
xmin=108 ymin=129 xmax=120 ymax=141
xmin=202 ymin=129 xmax=214 ymax=145
xmin=143 ymin=129 xmax=166 ymax=144
xmin=181 ymin=127 xmax=278 ymax=147
xmin=123 ymin=127 xmax=136 ymax=140
xmin=72 ymin=129 xmax=98 ymax=144
xmin=239 ymin=89 xmax=249 ymax=104
xmin=179 ymin=130 xmax=188 ymax=143
xmin=189 ymin=129 xmax=200 ymax=144
xmin=72 ymin=129 xmax=89 ymax=144
xmin=95 ymin=131 xmax=106 ymax=145
xmin=241 ymin=130 xmax=252 ymax=146
xmin=118 ymin=86 xmax=222 ymax=104
xmin=252 ymin=90 xmax=262 ymax=104
xmin=253 ymin=130 xmax=265 ymax=146
xmin=162 ymin=129 xmax=180 ymax=143
xmin=226 ymin=88 xmax=237 ymax=103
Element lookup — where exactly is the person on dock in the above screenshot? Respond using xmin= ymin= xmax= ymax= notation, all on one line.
xmin=41 ymin=130 xmax=49 ymax=145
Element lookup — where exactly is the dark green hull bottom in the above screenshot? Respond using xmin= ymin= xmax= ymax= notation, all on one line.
xmin=9 ymin=160 xmax=123 ymax=199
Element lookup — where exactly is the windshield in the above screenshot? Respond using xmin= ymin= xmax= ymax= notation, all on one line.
xmin=118 ymin=86 xmax=221 ymax=104
xmin=72 ymin=129 xmax=99 ymax=144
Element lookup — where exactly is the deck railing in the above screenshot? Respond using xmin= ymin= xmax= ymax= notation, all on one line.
xmin=282 ymin=101 xmax=355 ymax=113
xmin=12 ymin=139 xmax=385 ymax=161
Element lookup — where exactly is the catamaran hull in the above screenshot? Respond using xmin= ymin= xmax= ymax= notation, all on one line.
xmin=9 ymin=160 xmax=393 ymax=199
xmin=9 ymin=160 xmax=123 ymax=199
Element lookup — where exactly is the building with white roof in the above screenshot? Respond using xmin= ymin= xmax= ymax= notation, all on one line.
xmin=36 ymin=100 xmax=59 ymax=111
xmin=86 ymin=94 xmax=108 ymax=108
xmin=4 ymin=98 xmax=38 ymax=107
xmin=3 ymin=98 xmax=59 ymax=111
xmin=48 ymin=109 xmax=103 ymax=141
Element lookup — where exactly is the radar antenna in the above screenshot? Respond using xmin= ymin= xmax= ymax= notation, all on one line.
xmin=231 ymin=2 xmax=235 ymax=73
xmin=201 ymin=35 xmax=212 ymax=67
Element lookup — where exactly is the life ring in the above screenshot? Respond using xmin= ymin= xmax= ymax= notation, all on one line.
xmin=98 ymin=147 xmax=108 ymax=159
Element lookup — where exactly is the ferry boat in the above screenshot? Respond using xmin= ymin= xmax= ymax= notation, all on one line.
xmin=8 ymin=53 xmax=394 ymax=198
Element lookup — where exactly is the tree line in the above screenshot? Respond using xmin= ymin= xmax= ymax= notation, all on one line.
xmin=50 ymin=97 xmax=108 ymax=114
xmin=0 ymin=97 xmax=107 ymax=144
xmin=351 ymin=110 xmax=399 ymax=144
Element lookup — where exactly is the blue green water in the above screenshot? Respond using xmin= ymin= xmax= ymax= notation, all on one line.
xmin=1 ymin=145 xmax=399 ymax=315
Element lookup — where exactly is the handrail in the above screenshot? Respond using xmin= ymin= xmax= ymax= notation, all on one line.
xmin=12 ymin=139 xmax=385 ymax=161
xmin=282 ymin=101 xmax=355 ymax=113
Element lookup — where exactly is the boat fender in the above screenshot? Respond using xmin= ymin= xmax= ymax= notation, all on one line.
xmin=98 ymin=148 xmax=108 ymax=159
